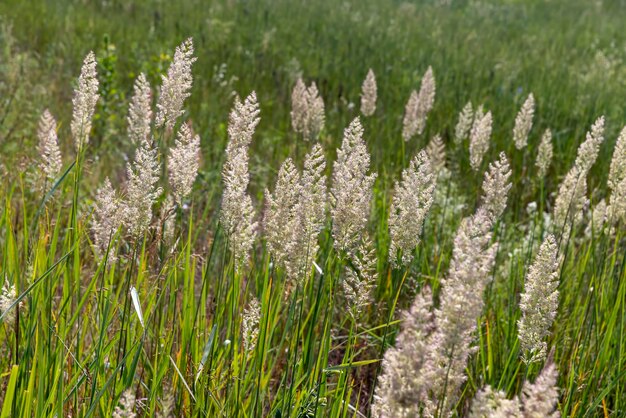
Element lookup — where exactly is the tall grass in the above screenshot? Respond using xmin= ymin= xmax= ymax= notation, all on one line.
xmin=0 ymin=0 xmax=625 ymax=416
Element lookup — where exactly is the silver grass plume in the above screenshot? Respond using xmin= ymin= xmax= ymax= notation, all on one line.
xmin=425 ymin=133 xmax=446 ymax=175
xmin=470 ymin=386 xmax=522 ymax=418
xmin=300 ymin=143 xmax=327 ymax=247
xmin=124 ymin=134 xmax=162 ymax=237
xmin=552 ymin=165 xmax=587 ymax=238
xmin=481 ymin=152 xmax=513 ymax=222
xmin=91 ymin=178 xmax=123 ymax=261
xmin=586 ymin=198 xmax=607 ymax=237
xmin=388 ymin=150 xmax=435 ymax=267
xmin=471 ymin=361 xmax=561 ymax=417
xmin=343 ymin=236 xmax=377 ymax=318
xmin=536 ymin=129 xmax=553 ymax=177
xmin=71 ymin=51 xmax=99 ymax=151
xmin=520 ymin=361 xmax=561 ymax=418
xmin=518 ymin=234 xmax=561 ymax=364
xmin=608 ymin=126 xmax=626 ymax=224
xmin=227 ymin=93 xmax=261 ymax=154
xmin=454 ymin=101 xmax=474 ymax=145
xmin=360 ymin=68 xmax=377 ymax=117
xmin=294 ymin=144 xmax=328 ymax=277
xmin=402 ymin=90 xmax=420 ymax=141
xmin=158 ymin=391 xmax=175 ymax=418
xmin=222 ymin=150 xmax=257 ymax=268
xmin=373 ymin=157 xmax=509 ymax=418
xmin=0 ymin=283 xmax=18 ymax=324
xmin=123 ymin=74 xmax=160 ymax=237
xmin=513 ymin=93 xmax=535 ymax=150
xmin=609 ymin=177 xmax=626 ymax=226
xmin=553 ymin=117 xmax=605 ymax=237
xmin=291 ymin=78 xmax=325 ymax=141
xmin=155 ymin=38 xmax=196 ymax=131
xmin=113 ymin=389 xmax=137 ymax=418
xmin=402 ymin=66 xmax=436 ymax=141
xmin=263 ymin=158 xmax=303 ymax=277
xmin=302 ymin=82 xmax=325 ymax=142
xmin=470 ymin=110 xmax=493 ymax=170
xmin=421 ymin=155 xmax=511 ymax=416
xmin=127 ymin=73 xmax=152 ymax=145
xmin=263 ymin=144 xmax=327 ymax=283
xmin=331 ymin=117 xmax=377 ymax=253
xmin=573 ymin=116 xmax=605 ymax=174
xmin=371 ymin=287 xmax=435 ymax=418
xmin=242 ymin=298 xmax=261 ymax=352
xmin=290 ymin=79 xmax=307 ymax=135
xmin=37 ymin=109 xmax=62 ymax=182
xmin=168 ymin=122 xmax=200 ymax=205
xmin=608 ymin=126 xmax=626 ymax=193
xmin=265 ymin=146 xmax=327 ymax=285
xmin=221 ymin=93 xmax=260 ymax=268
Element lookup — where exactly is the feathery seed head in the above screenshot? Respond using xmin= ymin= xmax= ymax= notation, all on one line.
xmin=418 ymin=157 xmax=511 ymax=415
xmin=608 ymin=125 xmax=626 ymax=193
xmin=291 ymin=79 xmax=325 ymax=141
xmin=158 ymin=391 xmax=175 ymax=418
xmin=71 ymin=51 xmax=99 ymax=151
xmin=536 ymin=129 xmax=553 ymax=177
xmin=454 ymin=101 xmax=474 ymax=144
xmin=587 ymin=198 xmax=607 ymax=236
xmin=422 ymin=207 xmax=499 ymax=416
xmin=263 ymin=158 xmax=303 ymax=277
xmin=221 ymin=150 xmax=258 ymax=269
xmin=554 ymin=117 xmax=605 ymax=235
xmin=518 ymin=234 xmax=561 ymax=363
xmin=168 ymin=122 xmax=200 ymax=205
xmin=470 ymin=110 xmax=493 ymax=170
xmin=124 ymin=135 xmax=162 ymax=237
xmin=227 ymin=92 xmax=261 ymax=156
xmin=574 ymin=116 xmax=605 ymax=173
xmin=113 ymin=389 xmax=137 ymax=418
xmin=482 ymin=152 xmax=512 ymax=222
xmin=242 ymin=298 xmax=261 ymax=352
xmin=609 ymin=176 xmax=626 ymax=225
xmin=388 ymin=150 xmax=435 ymax=267
xmin=301 ymin=143 xmax=328 ymax=236
xmin=425 ymin=133 xmax=446 ymax=175
xmin=401 ymin=66 xmax=436 ymax=141
xmin=155 ymin=38 xmax=196 ymax=131
xmin=402 ymin=90 xmax=419 ymax=141
xmin=371 ymin=287 xmax=435 ymax=418
xmin=264 ymin=147 xmax=327 ymax=289
xmin=521 ymin=361 xmax=561 ymax=418
xmin=470 ymin=386 xmax=522 ymax=418
xmin=0 ymin=283 xmax=18 ymax=324
xmin=343 ymin=237 xmax=377 ymax=318
xmin=290 ymin=78 xmax=307 ymax=133
xmin=553 ymin=165 xmax=588 ymax=237
xmin=128 ymin=73 xmax=153 ymax=145
xmin=37 ymin=109 xmax=62 ymax=182
xmin=331 ymin=117 xmax=377 ymax=253
xmin=221 ymin=92 xmax=260 ymax=270
xmin=607 ymin=125 xmax=626 ymax=227
xmin=360 ymin=68 xmax=377 ymax=117
xmin=91 ymin=178 xmax=123 ymax=261
xmin=513 ymin=93 xmax=535 ymax=150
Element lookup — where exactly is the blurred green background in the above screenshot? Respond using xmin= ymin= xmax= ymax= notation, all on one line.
xmin=1 ymin=0 xmax=625 ymax=201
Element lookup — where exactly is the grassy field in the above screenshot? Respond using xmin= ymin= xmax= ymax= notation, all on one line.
xmin=0 ymin=0 xmax=625 ymax=416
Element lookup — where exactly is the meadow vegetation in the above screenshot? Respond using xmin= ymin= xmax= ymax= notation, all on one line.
xmin=0 ymin=0 xmax=625 ymax=416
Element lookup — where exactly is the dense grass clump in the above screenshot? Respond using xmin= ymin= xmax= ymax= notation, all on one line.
xmin=0 ymin=0 xmax=625 ymax=417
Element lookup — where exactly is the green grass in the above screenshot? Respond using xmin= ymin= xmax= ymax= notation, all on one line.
xmin=0 ymin=0 xmax=625 ymax=416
